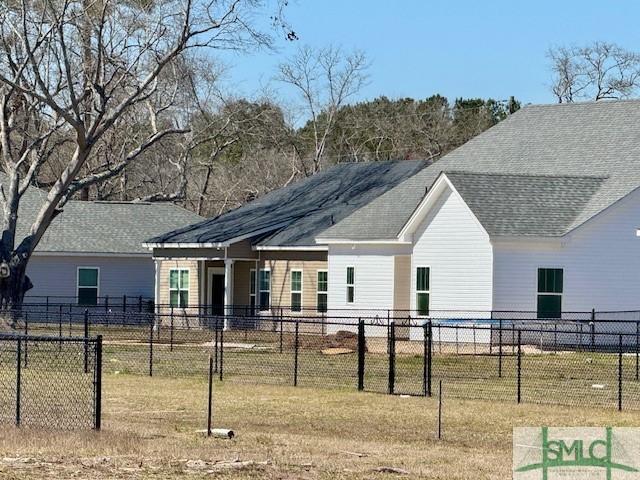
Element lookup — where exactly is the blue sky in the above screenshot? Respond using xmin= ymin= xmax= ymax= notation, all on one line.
xmin=217 ymin=1 xmax=640 ymax=106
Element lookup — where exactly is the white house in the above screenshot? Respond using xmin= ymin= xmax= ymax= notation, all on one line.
xmin=148 ymin=100 xmax=640 ymax=332
xmin=317 ymin=100 xmax=640 ymax=328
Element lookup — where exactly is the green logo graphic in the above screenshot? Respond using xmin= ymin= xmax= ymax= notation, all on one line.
xmin=514 ymin=427 xmax=639 ymax=480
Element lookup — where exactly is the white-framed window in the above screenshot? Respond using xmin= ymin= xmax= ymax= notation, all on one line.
xmin=250 ymin=268 xmax=257 ymax=313
xmin=77 ymin=267 xmax=99 ymax=306
xmin=346 ymin=266 xmax=355 ymax=304
xmin=317 ymin=270 xmax=328 ymax=313
xmin=169 ymin=268 xmax=189 ymax=308
xmin=416 ymin=267 xmax=430 ymax=316
xmin=290 ymin=270 xmax=302 ymax=312
xmin=259 ymin=269 xmax=271 ymax=311
xmin=537 ymin=268 xmax=563 ymax=319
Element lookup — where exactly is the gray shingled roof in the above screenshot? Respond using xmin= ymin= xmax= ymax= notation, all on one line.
xmin=13 ymin=186 xmax=203 ymax=254
xmin=444 ymin=172 xmax=608 ymax=236
xmin=322 ymin=100 xmax=640 ymax=240
xmin=148 ymin=160 xmax=428 ymax=247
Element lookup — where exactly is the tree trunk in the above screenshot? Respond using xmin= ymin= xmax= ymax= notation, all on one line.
xmin=0 ymin=248 xmax=33 ymax=317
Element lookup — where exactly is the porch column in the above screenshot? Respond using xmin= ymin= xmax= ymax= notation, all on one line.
xmin=224 ymin=259 xmax=234 ymax=329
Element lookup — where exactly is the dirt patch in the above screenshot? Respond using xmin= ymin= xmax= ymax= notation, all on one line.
xmin=290 ymin=330 xmax=367 ymax=352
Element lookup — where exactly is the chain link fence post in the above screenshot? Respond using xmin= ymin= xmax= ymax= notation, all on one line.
xmin=94 ymin=335 xmax=102 ymax=430
xmin=636 ymin=322 xmax=640 ymax=381
xmin=214 ymin=317 xmax=219 ymax=373
xmin=84 ymin=309 xmax=89 ymax=374
xmin=618 ymin=334 xmax=623 ymax=411
xmin=170 ymin=313 xmax=174 ymax=352
xmin=23 ymin=312 xmax=28 ymax=369
xmin=357 ymin=318 xmax=365 ymax=391
xmin=498 ymin=318 xmax=503 ymax=378
xmin=149 ymin=318 xmax=154 ymax=377
xmin=279 ymin=310 xmax=284 ymax=354
xmin=219 ymin=321 xmax=224 ymax=381
xmin=15 ymin=338 xmax=21 ymax=427
xmin=293 ymin=320 xmax=299 ymax=387
xmin=58 ymin=305 xmax=63 ymax=350
xmin=426 ymin=320 xmax=432 ymax=397
xmin=517 ymin=330 xmax=522 ymax=404
xmin=388 ymin=320 xmax=395 ymax=395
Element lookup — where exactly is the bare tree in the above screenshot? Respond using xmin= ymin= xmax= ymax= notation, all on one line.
xmin=278 ymin=45 xmax=368 ymax=174
xmin=548 ymin=42 xmax=640 ymax=102
xmin=0 ymin=0 xmax=289 ymax=307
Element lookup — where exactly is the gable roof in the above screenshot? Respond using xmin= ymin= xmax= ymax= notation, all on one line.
xmin=147 ymin=160 xmax=429 ymax=248
xmin=444 ymin=172 xmax=608 ymax=236
xmin=14 ymin=186 xmax=204 ymax=255
xmin=321 ymin=100 xmax=640 ymax=240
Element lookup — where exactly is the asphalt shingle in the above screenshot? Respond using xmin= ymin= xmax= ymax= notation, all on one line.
xmin=12 ymin=186 xmax=203 ymax=254
xmin=148 ymin=160 xmax=429 ymax=247
xmin=322 ymin=100 xmax=640 ymax=240
xmin=444 ymin=172 xmax=607 ymax=236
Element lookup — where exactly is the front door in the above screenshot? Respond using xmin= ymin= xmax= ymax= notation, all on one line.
xmin=210 ymin=274 xmax=225 ymax=315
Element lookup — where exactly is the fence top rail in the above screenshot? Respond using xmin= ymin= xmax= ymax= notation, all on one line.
xmin=16 ymin=300 xmax=640 ymax=315
xmin=0 ymin=333 xmax=101 ymax=343
xmin=14 ymin=310 xmax=640 ymax=326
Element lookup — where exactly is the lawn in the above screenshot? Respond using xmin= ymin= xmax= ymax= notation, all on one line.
xmin=0 ymin=374 xmax=637 ymax=479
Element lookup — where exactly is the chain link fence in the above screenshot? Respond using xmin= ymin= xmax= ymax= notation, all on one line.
xmin=10 ymin=307 xmax=640 ymax=410
xmin=0 ymin=334 xmax=102 ymax=429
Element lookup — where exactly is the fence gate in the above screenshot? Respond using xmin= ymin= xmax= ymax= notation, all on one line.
xmin=386 ymin=321 xmax=431 ymax=396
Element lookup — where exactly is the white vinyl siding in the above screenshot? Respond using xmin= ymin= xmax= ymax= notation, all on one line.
xmin=493 ymin=186 xmax=640 ymax=313
xmin=411 ymin=186 xmax=493 ymax=314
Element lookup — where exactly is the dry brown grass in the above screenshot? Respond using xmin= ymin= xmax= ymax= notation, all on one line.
xmin=0 ymin=374 xmax=637 ymax=479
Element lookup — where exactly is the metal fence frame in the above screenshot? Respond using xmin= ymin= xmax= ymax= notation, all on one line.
xmin=0 ymin=334 xmax=102 ymax=430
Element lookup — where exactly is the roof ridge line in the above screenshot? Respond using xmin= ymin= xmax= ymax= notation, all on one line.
xmin=443 ymin=170 xmax=610 ymax=180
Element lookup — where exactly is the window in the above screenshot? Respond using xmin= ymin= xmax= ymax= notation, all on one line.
xmin=346 ymin=266 xmax=355 ymax=304
xmin=291 ymin=270 xmax=302 ymax=312
xmin=416 ymin=267 xmax=430 ymax=316
xmin=537 ymin=268 xmax=563 ymax=319
xmin=259 ymin=269 xmax=271 ymax=311
xmin=169 ymin=269 xmax=189 ymax=308
xmin=317 ymin=270 xmax=328 ymax=313
xmin=77 ymin=267 xmax=99 ymax=305
xmin=250 ymin=269 xmax=257 ymax=314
